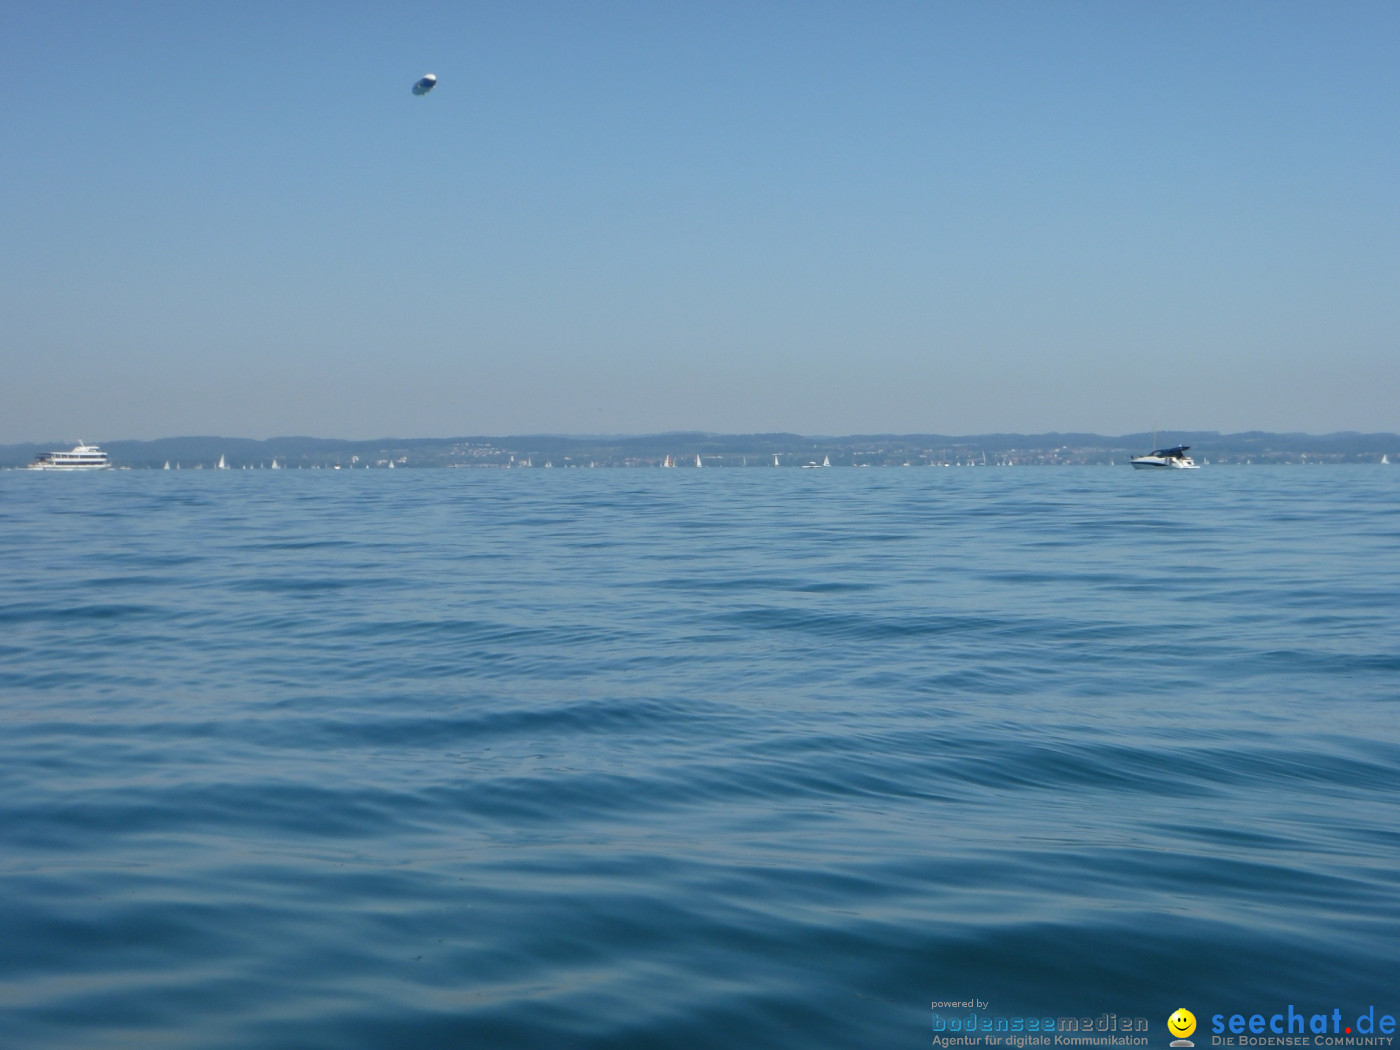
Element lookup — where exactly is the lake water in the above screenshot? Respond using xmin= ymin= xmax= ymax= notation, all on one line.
xmin=2 ymin=467 xmax=1398 ymax=1048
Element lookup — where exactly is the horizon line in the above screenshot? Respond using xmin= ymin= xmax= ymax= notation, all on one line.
xmin=8 ymin=427 xmax=1400 ymax=447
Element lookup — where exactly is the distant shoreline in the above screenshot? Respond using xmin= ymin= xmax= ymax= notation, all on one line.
xmin=3 ymin=432 xmax=1398 ymax=470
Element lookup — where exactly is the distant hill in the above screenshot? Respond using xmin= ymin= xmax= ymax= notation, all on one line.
xmin=3 ymin=431 xmax=1398 ymax=468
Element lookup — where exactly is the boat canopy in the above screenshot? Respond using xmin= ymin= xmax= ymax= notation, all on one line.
xmin=1148 ymin=445 xmax=1191 ymax=458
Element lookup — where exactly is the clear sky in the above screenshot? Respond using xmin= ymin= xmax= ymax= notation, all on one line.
xmin=3 ymin=1 xmax=1397 ymax=441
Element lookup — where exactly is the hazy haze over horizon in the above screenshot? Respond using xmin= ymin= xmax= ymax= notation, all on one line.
xmin=3 ymin=1 xmax=1397 ymax=443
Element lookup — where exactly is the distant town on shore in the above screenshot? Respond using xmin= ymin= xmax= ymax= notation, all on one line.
xmin=4 ymin=431 xmax=1398 ymax=470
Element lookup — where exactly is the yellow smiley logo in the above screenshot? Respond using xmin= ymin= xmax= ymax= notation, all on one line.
xmin=1168 ymin=1009 xmax=1197 ymax=1039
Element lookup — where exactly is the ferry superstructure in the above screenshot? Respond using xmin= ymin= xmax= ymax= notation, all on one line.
xmin=28 ymin=442 xmax=112 ymax=471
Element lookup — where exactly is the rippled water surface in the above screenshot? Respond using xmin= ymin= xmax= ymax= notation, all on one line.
xmin=2 ymin=467 xmax=1398 ymax=1048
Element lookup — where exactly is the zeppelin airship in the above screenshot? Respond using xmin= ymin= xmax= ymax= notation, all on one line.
xmin=412 ymin=74 xmax=437 ymax=96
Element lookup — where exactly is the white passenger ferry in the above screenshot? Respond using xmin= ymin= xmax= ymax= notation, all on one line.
xmin=28 ymin=442 xmax=112 ymax=471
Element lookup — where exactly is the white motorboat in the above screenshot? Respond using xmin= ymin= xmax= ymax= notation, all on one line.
xmin=28 ymin=442 xmax=112 ymax=471
xmin=1130 ymin=445 xmax=1199 ymax=469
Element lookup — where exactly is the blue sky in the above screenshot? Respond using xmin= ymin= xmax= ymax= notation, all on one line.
xmin=3 ymin=1 xmax=1397 ymax=440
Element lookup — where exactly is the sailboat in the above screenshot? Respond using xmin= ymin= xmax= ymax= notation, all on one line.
xmin=270 ymin=458 xmax=280 ymax=469
xmin=695 ymin=454 xmax=703 ymax=468
xmin=217 ymin=455 xmax=227 ymax=470
xmin=163 ymin=461 xmax=170 ymax=470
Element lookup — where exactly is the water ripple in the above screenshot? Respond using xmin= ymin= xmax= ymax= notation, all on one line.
xmin=2 ymin=467 xmax=1398 ymax=1047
